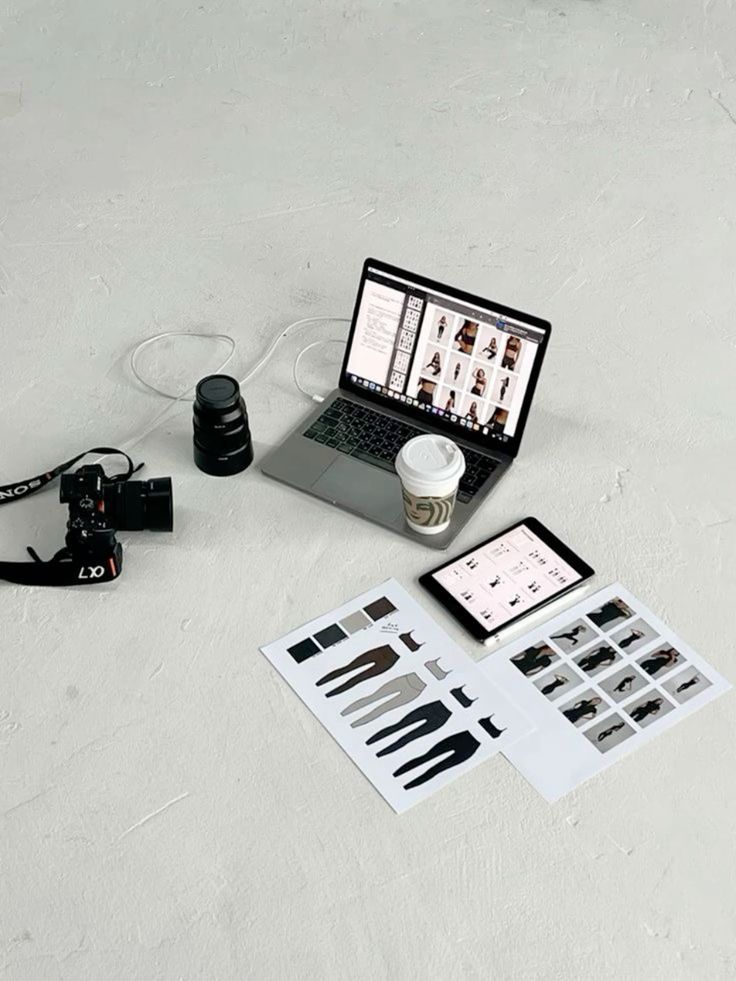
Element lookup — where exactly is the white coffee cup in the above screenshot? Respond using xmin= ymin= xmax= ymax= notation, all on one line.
xmin=395 ymin=434 xmax=466 ymax=535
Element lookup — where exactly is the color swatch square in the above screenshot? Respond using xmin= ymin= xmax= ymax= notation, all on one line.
xmin=364 ymin=596 xmax=397 ymax=622
xmin=340 ymin=610 xmax=371 ymax=635
xmin=314 ymin=623 xmax=348 ymax=650
xmin=287 ymin=637 xmax=320 ymax=664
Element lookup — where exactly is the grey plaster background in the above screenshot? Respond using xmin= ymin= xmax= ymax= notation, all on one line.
xmin=1 ymin=1 xmax=735 ymax=978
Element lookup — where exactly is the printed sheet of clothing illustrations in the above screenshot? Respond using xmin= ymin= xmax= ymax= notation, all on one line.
xmin=261 ymin=578 xmax=533 ymax=813
xmin=479 ymin=582 xmax=731 ymax=801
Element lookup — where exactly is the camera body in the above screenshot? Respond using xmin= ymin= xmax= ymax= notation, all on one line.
xmin=60 ymin=465 xmax=120 ymax=565
xmin=56 ymin=464 xmax=173 ymax=582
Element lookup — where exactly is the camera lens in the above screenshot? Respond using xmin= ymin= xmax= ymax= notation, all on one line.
xmin=104 ymin=477 xmax=174 ymax=532
xmin=193 ymin=374 xmax=254 ymax=476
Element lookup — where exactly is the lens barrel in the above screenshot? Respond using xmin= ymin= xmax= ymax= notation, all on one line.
xmin=193 ymin=374 xmax=254 ymax=476
xmin=104 ymin=477 xmax=174 ymax=532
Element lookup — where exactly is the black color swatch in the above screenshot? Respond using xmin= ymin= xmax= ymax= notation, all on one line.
xmin=363 ymin=596 xmax=397 ymax=622
xmin=287 ymin=637 xmax=320 ymax=664
xmin=314 ymin=623 xmax=348 ymax=650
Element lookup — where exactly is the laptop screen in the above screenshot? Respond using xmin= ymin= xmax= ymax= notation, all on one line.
xmin=341 ymin=260 xmax=550 ymax=455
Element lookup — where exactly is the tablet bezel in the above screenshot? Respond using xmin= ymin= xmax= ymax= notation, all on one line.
xmin=418 ymin=516 xmax=595 ymax=642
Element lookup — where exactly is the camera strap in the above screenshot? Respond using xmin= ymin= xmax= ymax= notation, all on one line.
xmin=0 ymin=447 xmax=142 ymax=506
xmin=0 ymin=447 xmax=140 ymax=587
xmin=0 ymin=543 xmax=124 ymax=587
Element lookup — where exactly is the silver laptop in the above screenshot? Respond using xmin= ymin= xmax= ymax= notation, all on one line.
xmin=261 ymin=259 xmax=551 ymax=549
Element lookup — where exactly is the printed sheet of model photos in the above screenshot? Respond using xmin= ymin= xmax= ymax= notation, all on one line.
xmin=480 ymin=582 xmax=731 ymax=801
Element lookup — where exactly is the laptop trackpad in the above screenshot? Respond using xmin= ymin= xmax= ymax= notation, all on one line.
xmin=312 ymin=456 xmax=403 ymax=522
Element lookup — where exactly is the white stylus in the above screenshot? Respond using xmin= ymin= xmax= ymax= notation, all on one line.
xmin=482 ymin=582 xmax=594 ymax=648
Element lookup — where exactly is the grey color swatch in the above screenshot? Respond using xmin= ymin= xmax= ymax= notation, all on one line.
xmin=340 ymin=673 xmax=427 ymax=728
xmin=340 ymin=610 xmax=371 ymax=635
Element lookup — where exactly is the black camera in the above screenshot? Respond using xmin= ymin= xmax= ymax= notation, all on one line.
xmin=0 ymin=449 xmax=173 ymax=587
xmin=58 ymin=465 xmax=173 ymax=580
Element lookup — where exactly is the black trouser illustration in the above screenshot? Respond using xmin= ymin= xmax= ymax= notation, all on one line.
xmin=366 ymin=700 xmax=452 ymax=757
xmin=340 ymin=672 xmax=426 ymax=728
xmin=392 ymin=731 xmax=480 ymax=790
xmin=316 ymin=645 xmax=398 ymax=697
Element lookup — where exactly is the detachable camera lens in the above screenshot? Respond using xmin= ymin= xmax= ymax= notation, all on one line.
xmin=104 ymin=477 xmax=174 ymax=532
xmin=193 ymin=374 xmax=254 ymax=476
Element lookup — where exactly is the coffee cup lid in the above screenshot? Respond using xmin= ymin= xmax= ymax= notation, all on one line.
xmin=395 ymin=434 xmax=465 ymax=485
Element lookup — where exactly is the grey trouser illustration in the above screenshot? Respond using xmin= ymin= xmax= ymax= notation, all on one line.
xmin=340 ymin=672 xmax=426 ymax=728
xmin=316 ymin=645 xmax=399 ymax=697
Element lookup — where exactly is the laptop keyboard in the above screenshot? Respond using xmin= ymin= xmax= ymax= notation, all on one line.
xmin=303 ymin=397 xmax=499 ymax=502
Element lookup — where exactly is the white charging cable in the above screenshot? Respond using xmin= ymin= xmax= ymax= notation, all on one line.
xmin=122 ymin=316 xmax=349 ymax=453
xmin=292 ymin=337 xmax=348 ymax=404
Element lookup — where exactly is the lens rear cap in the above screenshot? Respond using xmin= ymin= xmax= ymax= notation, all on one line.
xmin=196 ymin=374 xmax=240 ymax=409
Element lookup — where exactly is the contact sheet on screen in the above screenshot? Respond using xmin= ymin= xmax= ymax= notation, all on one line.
xmin=480 ymin=582 xmax=731 ymax=801
xmin=261 ymin=579 xmax=533 ymax=813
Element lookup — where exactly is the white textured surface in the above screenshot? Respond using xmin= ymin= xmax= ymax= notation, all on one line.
xmin=1 ymin=1 xmax=735 ymax=978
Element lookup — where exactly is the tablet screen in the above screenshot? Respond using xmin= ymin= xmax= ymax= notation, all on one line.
xmin=431 ymin=521 xmax=584 ymax=633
